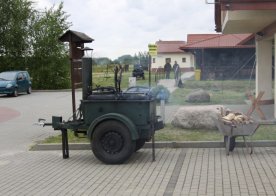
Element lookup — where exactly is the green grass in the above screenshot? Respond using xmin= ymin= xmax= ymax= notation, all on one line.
xmin=169 ymin=80 xmax=252 ymax=105
xmin=155 ymin=124 xmax=222 ymax=141
xmin=170 ymin=88 xmax=247 ymax=105
xmin=92 ymin=68 xmax=157 ymax=90
xmin=92 ymin=68 xmax=253 ymax=105
xmin=156 ymin=124 xmax=276 ymax=141
xmin=42 ymin=132 xmax=89 ymax=144
xmin=41 ymin=124 xmax=276 ymax=144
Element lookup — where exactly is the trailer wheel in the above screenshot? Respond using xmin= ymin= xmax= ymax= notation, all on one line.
xmin=135 ymin=139 xmax=146 ymax=152
xmin=91 ymin=120 xmax=135 ymax=164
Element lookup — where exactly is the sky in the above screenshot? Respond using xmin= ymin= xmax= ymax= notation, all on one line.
xmin=32 ymin=0 xmax=216 ymax=60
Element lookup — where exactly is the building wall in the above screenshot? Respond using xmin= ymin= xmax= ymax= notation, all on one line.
xmin=192 ymin=48 xmax=256 ymax=80
xmin=151 ymin=53 xmax=195 ymax=71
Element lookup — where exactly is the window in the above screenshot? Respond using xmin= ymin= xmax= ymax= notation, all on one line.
xmin=165 ymin=58 xmax=171 ymax=63
xmin=152 ymin=58 xmax=155 ymax=63
xmin=23 ymin=72 xmax=29 ymax=79
xmin=17 ymin=73 xmax=24 ymax=80
xmin=182 ymin=58 xmax=186 ymax=63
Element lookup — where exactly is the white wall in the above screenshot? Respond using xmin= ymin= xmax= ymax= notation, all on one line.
xmin=151 ymin=53 xmax=195 ymax=69
xmin=256 ymin=39 xmax=273 ymax=101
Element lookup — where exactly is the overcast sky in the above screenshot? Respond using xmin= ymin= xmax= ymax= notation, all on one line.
xmin=33 ymin=0 xmax=216 ymax=60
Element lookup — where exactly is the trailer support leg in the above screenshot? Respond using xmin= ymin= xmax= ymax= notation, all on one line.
xmin=152 ymin=134 xmax=155 ymax=162
xmin=61 ymin=128 xmax=69 ymax=159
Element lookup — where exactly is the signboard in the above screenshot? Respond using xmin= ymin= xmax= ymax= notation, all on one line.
xmin=128 ymin=77 xmax=136 ymax=87
xmin=148 ymin=44 xmax=157 ymax=56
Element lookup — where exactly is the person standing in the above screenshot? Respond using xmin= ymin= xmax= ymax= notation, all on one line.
xmin=117 ymin=64 xmax=123 ymax=92
xmin=114 ymin=64 xmax=123 ymax=92
xmin=173 ymin=61 xmax=180 ymax=81
xmin=164 ymin=61 xmax=172 ymax=79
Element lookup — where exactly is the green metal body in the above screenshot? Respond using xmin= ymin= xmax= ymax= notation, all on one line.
xmin=81 ymin=99 xmax=157 ymax=141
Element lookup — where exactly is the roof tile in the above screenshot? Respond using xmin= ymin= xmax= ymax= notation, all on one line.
xmin=182 ymin=34 xmax=254 ymax=49
xmin=156 ymin=40 xmax=186 ymax=53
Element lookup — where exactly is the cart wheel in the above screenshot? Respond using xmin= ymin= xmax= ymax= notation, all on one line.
xmin=91 ymin=120 xmax=135 ymax=164
xmin=225 ymin=136 xmax=230 ymax=155
xmin=224 ymin=136 xmax=236 ymax=152
xmin=229 ymin=137 xmax=236 ymax=152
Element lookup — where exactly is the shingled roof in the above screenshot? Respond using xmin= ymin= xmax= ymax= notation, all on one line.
xmin=59 ymin=30 xmax=94 ymax=43
xmin=181 ymin=34 xmax=254 ymax=49
xmin=156 ymin=40 xmax=186 ymax=53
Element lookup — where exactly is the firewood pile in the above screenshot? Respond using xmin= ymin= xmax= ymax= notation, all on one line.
xmin=218 ymin=107 xmax=254 ymax=125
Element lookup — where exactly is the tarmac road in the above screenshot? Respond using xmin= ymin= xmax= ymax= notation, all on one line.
xmin=0 ymin=91 xmax=81 ymax=155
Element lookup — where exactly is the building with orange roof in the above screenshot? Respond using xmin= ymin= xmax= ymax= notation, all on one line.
xmin=151 ymin=40 xmax=195 ymax=72
xmin=214 ymin=0 xmax=276 ymax=116
xmin=181 ymin=33 xmax=255 ymax=80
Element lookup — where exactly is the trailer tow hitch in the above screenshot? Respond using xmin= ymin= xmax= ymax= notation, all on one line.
xmin=35 ymin=117 xmax=69 ymax=159
xmin=34 ymin=118 xmax=52 ymax=127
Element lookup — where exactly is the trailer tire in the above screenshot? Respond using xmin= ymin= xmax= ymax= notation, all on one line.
xmin=135 ymin=139 xmax=146 ymax=152
xmin=91 ymin=120 xmax=135 ymax=164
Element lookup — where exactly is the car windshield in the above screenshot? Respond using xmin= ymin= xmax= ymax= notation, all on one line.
xmin=0 ymin=72 xmax=17 ymax=81
xmin=125 ymin=87 xmax=150 ymax=93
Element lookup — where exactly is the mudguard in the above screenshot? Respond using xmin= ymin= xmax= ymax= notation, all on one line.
xmin=87 ymin=113 xmax=138 ymax=140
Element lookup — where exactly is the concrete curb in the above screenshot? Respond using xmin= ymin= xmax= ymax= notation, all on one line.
xmin=31 ymin=140 xmax=276 ymax=151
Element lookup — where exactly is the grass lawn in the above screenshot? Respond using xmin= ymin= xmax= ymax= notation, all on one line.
xmin=92 ymin=68 xmax=155 ymax=90
xmin=169 ymin=80 xmax=253 ymax=105
xmin=42 ymin=124 xmax=276 ymax=144
xmin=41 ymin=67 xmax=276 ymax=144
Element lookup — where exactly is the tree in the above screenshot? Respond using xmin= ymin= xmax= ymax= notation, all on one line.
xmin=0 ymin=1 xmax=72 ymax=89
xmin=94 ymin=57 xmax=112 ymax=66
xmin=137 ymin=51 xmax=149 ymax=70
xmin=0 ymin=0 xmax=33 ymax=71
xmin=116 ymin=54 xmax=133 ymax=65
xmin=29 ymin=3 xmax=71 ymax=89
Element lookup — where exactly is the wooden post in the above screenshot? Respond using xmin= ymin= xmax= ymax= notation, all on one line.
xmin=247 ymin=91 xmax=266 ymax=120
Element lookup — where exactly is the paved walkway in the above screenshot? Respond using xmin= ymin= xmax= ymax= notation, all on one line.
xmin=158 ymin=79 xmax=178 ymax=93
xmin=0 ymin=147 xmax=276 ymax=195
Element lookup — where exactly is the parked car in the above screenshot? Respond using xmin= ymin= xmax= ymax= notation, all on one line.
xmin=124 ymin=85 xmax=170 ymax=102
xmin=0 ymin=71 xmax=32 ymax=97
xmin=132 ymin=64 xmax=145 ymax=79
xmin=124 ymin=86 xmax=150 ymax=94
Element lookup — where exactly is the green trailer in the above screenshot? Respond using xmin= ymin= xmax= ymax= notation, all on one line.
xmin=39 ymin=56 xmax=164 ymax=164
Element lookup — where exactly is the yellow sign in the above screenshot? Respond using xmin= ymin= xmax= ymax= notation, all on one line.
xmin=148 ymin=44 xmax=157 ymax=56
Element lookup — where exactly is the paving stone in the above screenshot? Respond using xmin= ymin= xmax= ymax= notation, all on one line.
xmin=0 ymin=148 xmax=275 ymax=195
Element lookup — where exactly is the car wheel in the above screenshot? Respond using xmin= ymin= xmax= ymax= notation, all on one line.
xmin=91 ymin=120 xmax=135 ymax=164
xmin=27 ymin=86 xmax=32 ymax=94
xmin=13 ymin=89 xmax=18 ymax=97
